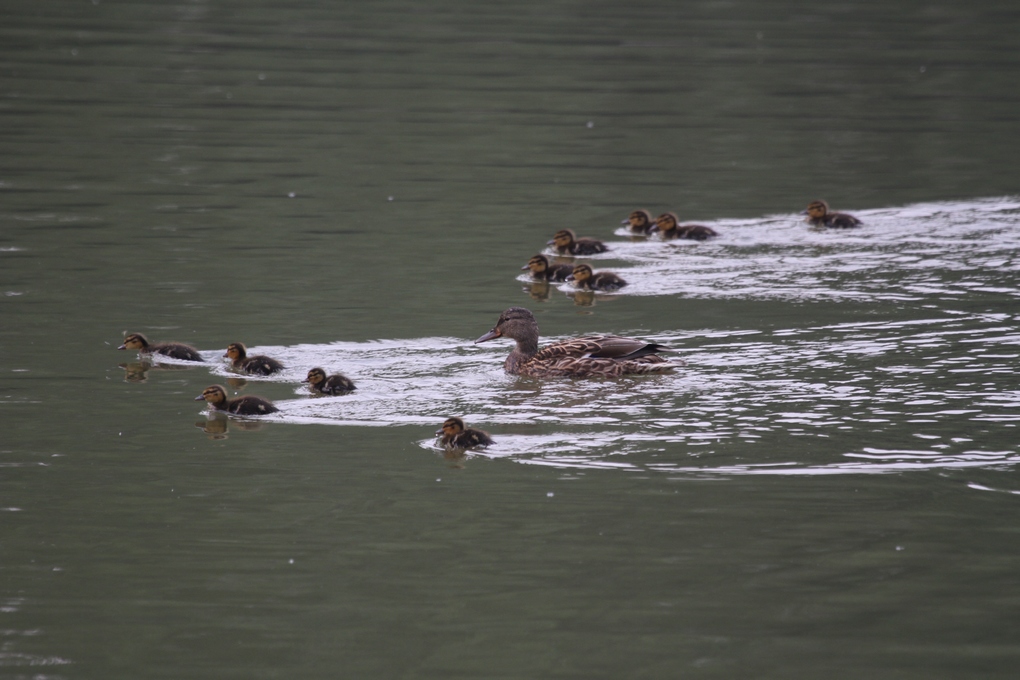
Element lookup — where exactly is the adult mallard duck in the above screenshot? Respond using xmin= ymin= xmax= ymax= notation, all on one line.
xmin=304 ymin=367 xmax=356 ymax=395
xmin=802 ymin=200 xmax=861 ymax=228
xmin=547 ymin=229 xmax=609 ymax=255
xmin=654 ymin=212 xmax=718 ymax=241
xmin=567 ymin=263 xmax=627 ymax=292
xmin=621 ymin=209 xmax=656 ymax=235
xmin=118 ymin=332 xmax=204 ymax=362
xmin=224 ymin=342 xmax=284 ymax=376
xmin=436 ymin=417 xmax=493 ymax=449
xmin=195 ymin=384 xmax=278 ymax=415
xmin=522 ymin=254 xmax=573 ymax=282
xmin=474 ymin=307 xmax=676 ymax=377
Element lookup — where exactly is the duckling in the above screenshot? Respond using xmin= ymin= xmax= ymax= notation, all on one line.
xmin=436 ymin=417 xmax=493 ymax=450
xmin=118 ymin=332 xmax=204 ymax=362
xmin=802 ymin=200 xmax=861 ymax=228
xmin=224 ymin=342 xmax=284 ymax=376
xmin=195 ymin=384 xmax=279 ymax=415
xmin=522 ymin=254 xmax=574 ymax=282
xmin=474 ymin=306 xmax=677 ymax=378
xmin=547 ymin=229 xmax=609 ymax=256
xmin=622 ymin=209 xmax=656 ymax=235
xmin=304 ymin=367 xmax=356 ymax=395
xmin=653 ymin=212 xmax=718 ymax=241
xmin=567 ymin=263 xmax=628 ymax=292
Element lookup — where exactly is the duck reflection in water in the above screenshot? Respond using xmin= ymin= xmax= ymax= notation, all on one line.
xmin=195 ymin=413 xmax=265 ymax=439
xmin=118 ymin=361 xmax=195 ymax=383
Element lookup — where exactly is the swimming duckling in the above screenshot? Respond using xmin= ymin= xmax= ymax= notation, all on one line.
xmin=224 ymin=342 xmax=284 ymax=376
xmin=654 ymin=212 xmax=718 ymax=241
xmin=475 ymin=307 xmax=676 ymax=378
xmin=547 ymin=229 xmax=609 ymax=256
xmin=522 ymin=254 xmax=573 ymax=282
xmin=802 ymin=200 xmax=861 ymax=228
xmin=304 ymin=367 xmax=356 ymax=395
xmin=195 ymin=384 xmax=279 ymax=415
xmin=436 ymin=417 xmax=493 ymax=450
xmin=118 ymin=332 xmax=204 ymax=362
xmin=567 ymin=263 xmax=628 ymax=292
xmin=622 ymin=209 xmax=656 ymax=235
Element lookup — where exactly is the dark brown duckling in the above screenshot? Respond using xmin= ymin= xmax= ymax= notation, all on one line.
xmin=436 ymin=417 xmax=493 ymax=450
xmin=547 ymin=229 xmax=609 ymax=256
xmin=474 ymin=306 xmax=677 ymax=378
xmin=622 ymin=209 xmax=656 ymax=235
xmin=224 ymin=342 xmax=284 ymax=376
xmin=567 ymin=263 xmax=628 ymax=292
xmin=195 ymin=384 xmax=279 ymax=416
xmin=303 ymin=367 xmax=356 ymax=395
xmin=522 ymin=254 xmax=574 ymax=282
xmin=118 ymin=332 xmax=204 ymax=362
xmin=653 ymin=212 xmax=718 ymax=241
xmin=802 ymin=200 xmax=861 ymax=228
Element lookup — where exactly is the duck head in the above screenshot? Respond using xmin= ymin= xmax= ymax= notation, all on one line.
xmin=304 ymin=367 xmax=326 ymax=387
xmin=195 ymin=384 xmax=229 ymax=406
xmin=622 ymin=209 xmax=654 ymax=231
xmin=522 ymin=254 xmax=551 ymax=275
xmin=655 ymin=212 xmax=679 ymax=231
xmin=547 ymin=229 xmax=576 ymax=248
xmin=566 ymin=263 xmax=593 ymax=284
xmin=802 ymin=200 xmax=829 ymax=218
xmin=474 ymin=306 xmax=539 ymax=345
xmin=436 ymin=417 xmax=465 ymax=437
xmin=224 ymin=342 xmax=248 ymax=361
xmin=118 ymin=332 xmax=150 ymax=350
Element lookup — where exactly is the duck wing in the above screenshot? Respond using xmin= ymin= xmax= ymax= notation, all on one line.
xmin=535 ymin=335 xmax=669 ymax=362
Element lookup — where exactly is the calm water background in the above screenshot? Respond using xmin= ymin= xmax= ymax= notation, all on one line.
xmin=2 ymin=0 xmax=1019 ymax=677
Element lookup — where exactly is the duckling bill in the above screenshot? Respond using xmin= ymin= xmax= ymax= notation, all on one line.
xmin=802 ymin=200 xmax=861 ymax=228
xmin=304 ymin=367 xmax=356 ymax=395
xmin=118 ymin=332 xmax=203 ymax=362
xmin=195 ymin=384 xmax=278 ymax=415
xmin=547 ymin=229 xmax=609 ymax=256
xmin=474 ymin=306 xmax=677 ymax=378
xmin=436 ymin=417 xmax=493 ymax=449
xmin=224 ymin=342 xmax=284 ymax=376
xmin=567 ymin=263 xmax=627 ymax=292
xmin=522 ymin=254 xmax=573 ymax=282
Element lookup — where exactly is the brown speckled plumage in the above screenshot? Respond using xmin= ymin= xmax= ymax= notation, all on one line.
xmin=474 ymin=307 xmax=677 ymax=378
xmin=522 ymin=254 xmax=574 ymax=282
xmin=436 ymin=417 xmax=493 ymax=449
xmin=654 ymin=213 xmax=718 ymax=241
xmin=118 ymin=332 xmax=204 ymax=362
xmin=567 ymin=263 xmax=627 ymax=292
xmin=622 ymin=209 xmax=657 ymax=235
xmin=195 ymin=384 xmax=278 ymax=415
xmin=547 ymin=229 xmax=609 ymax=255
xmin=803 ymin=200 xmax=861 ymax=228
xmin=224 ymin=342 xmax=284 ymax=376
xmin=304 ymin=367 xmax=356 ymax=395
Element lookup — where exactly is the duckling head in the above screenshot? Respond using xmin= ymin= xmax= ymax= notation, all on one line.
xmin=522 ymin=254 xmax=551 ymax=275
xmin=803 ymin=200 xmax=830 ymax=218
xmin=623 ymin=209 xmax=654 ymax=230
xmin=224 ymin=342 xmax=248 ymax=361
xmin=304 ymin=367 xmax=326 ymax=386
xmin=195 ymin=384 xmax=229 ymax=406
xmin=436 ymin=417 xmax=465 ymax=436
xmin=474 ymin=306 xmax=538 ymax=345
xmin=567 ymin=263 xmax=593 ymax=284
xmin=547 ymin=229 xmax=576 ymax=248
xmin=118 ymin=332 xmax=150 ymax=350
xmin=655 ymin=212 xmax=679 ymax=231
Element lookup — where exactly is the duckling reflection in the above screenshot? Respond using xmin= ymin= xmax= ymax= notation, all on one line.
xmin=522 ymin=254 xmax=573 ymax=282
xmin=523 ymin=280 xmax=553 ymax=301
xmin=119 ymin=360 xmax=194 ymax=383
xmin=195 ymin=413 xmax=265 ymax=439
xmin=224 ymin=342 xmax=284 ymax=376
xmin=436 ymin=417 xmax=493 ymax=450
xmin=802 ymin=199 xmax=861 ymax=228
xmin=118 ymin=332 xmax=204 ymax=362
xmin=653 ymin=213 xmax=718 ymax=241
xmin=622 ymin=209 xmax=656 ymax=235
xmin=304 ymin=367 xmax=356 ymax=395
xmin=566 ymin=263 xmax=628 ymax=292
xmin=547 ymin=229 xmax=609 ymax=256
xmin=195 ymin=384 xmax=279 ymax=415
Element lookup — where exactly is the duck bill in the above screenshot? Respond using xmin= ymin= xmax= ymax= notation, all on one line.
xmin=194 ymin=395 xmax=207 ymax=401
xmin=545 ymin=239 xmax=556 ymax=246
xmin=117 ymin=344 xmax=127 ymax=350
xmin=520 ymin=264 xmax=531 ymax=271
xmin=799 ymin=209 xmax=809 ymax=215
xmin=434 ymin=429 xmax=444 ymax=436
xmin=620 ymin=219 xmax=631 ymax=225
xmin=566 ymin=275 xmax=575 ymax=281
xmin=474 ymin=328 xmax=502 ymax=343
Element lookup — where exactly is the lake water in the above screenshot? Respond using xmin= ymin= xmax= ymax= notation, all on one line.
xmin=2 ymin=1 xmax=1019 ymax=678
